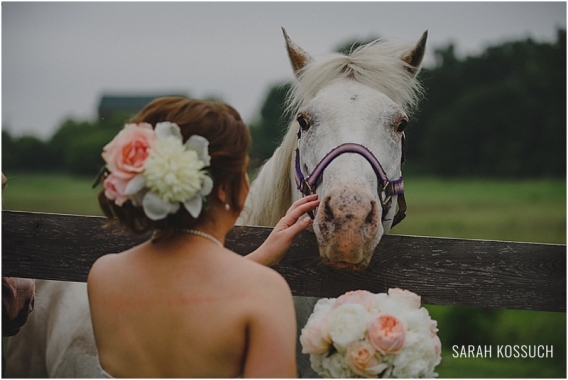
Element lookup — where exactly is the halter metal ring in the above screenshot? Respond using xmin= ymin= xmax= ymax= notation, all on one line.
xmin=301 ymin=176 xmax=315 ymax=195
xmin=300 ymin=176 xmax=317 ymax=219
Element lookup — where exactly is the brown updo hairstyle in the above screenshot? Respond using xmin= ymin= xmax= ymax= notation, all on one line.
xmin=98 ymin=97 xmax=251 ymax=239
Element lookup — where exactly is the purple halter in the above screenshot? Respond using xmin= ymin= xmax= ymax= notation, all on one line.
xmin=294 ymin=139 xmax=407 ymax=227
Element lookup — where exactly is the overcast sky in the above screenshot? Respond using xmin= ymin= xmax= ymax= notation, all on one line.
xmin=2 ymin=2 xmax=566 ymax=139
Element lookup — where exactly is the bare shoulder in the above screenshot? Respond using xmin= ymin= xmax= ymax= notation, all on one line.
xmin=87 ymin=253 xmax=118 ymax=293
xmin=88 ymin=242 xmax=146 ymax=282
xmin=227 ymin=251 xmax=292 ymax=297
xmin=88 ymin=252 xmax=120 ymax=278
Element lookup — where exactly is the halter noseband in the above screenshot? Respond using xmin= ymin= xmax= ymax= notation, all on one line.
xmin=294 ymin=131 xmax=407 ymax=228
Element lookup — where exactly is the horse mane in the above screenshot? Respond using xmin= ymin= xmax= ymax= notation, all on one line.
xmin=287 ymin=38 xmax=424 ymax=116
xmin=242 ymin=38 xmax=424 ymax=226
xmin=240 ymin=122 xmax=298 ymax=226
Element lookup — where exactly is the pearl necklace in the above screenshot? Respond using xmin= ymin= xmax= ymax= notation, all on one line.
xmin=182 ymin=229 xmax=224 ymax=248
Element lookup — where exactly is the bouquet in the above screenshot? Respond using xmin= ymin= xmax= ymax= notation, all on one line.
xmin=300 ymin=288 xmax=442 ymax=378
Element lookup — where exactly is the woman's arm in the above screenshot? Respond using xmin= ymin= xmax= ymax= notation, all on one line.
xmin=245 ymin=195 xmax=319 ymax=266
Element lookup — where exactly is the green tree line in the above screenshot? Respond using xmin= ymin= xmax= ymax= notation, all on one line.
xmin=3 ymin=30 xmax=565 ymax=178
xmin=409 ymin=29 xmax=566 ymax=177
xmin=3 ymin=111 xmax=133 ymax=177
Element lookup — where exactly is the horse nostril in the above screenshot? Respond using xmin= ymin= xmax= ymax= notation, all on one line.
xmin=365 ymin=200 xmax=378 ymax=225
xmin=324 ymin=197 xmax=334 ymax=219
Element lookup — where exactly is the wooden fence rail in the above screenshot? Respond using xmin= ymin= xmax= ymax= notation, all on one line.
xmin=2 ymin=210 xmax=566 ymax=312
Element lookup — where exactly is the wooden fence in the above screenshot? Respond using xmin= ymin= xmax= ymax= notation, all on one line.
xmin=2 ymin=210 xmax=566 ymax=312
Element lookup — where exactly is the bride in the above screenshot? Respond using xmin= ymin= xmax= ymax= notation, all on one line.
xmin=88 ymin=96 xmax=319 ymax=377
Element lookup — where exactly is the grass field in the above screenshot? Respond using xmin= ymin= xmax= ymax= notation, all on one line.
xmin=2 ymin=172 xmax=566 ymax=377
xmin=3 ymin=174 xmax=565 ymax=245
xmin=392 ymin=177 xmax=565 ymax=244
xmin=2 ymin=172 xmax=103 ymax=216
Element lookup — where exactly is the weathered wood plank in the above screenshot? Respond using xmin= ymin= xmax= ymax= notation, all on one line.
xmin=2 ymin=210 xmax=565 ymax=312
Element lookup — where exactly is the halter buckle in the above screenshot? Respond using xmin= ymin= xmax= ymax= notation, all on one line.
xmin=300 ymin=176 xmax=315 ymax=196
xmin=300 ymin=177 xmax=316 ymax=219
xmin=378 ymin=180 xmax=393 ymax=212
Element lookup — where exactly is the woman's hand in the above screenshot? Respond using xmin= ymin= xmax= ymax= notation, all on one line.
xmin=245 ymin=194 xmax=319 ymax=266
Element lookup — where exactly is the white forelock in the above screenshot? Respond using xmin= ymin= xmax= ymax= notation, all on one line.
xmin=287 ymin=38 xmax=424 ymax=117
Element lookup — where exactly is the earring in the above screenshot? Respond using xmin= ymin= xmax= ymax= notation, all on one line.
xmin=225 ymin=203 xmax=230 ymax=211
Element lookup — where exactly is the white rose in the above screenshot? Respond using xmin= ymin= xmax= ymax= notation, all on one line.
xmin=369 ymin=293 xmax=389 ymax=314
xmin=400 ymin=308 xmax=433 ymax=334
xmin=388 ymin=288 xmax=421 ymax=310
xmin=320 ymin=352 xmax=353 ymax=378
xmin=300 ymin=313 xmax=331 ymax=354
xmin=390 ymin=317 xmax=442 ymax=378
xmin=312 ymin=297 xmax=334 ymax=316
xmin=328 ymin=303 xmax=370 ymax=351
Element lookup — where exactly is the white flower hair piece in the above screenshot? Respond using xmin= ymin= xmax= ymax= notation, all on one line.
xmin=101 ymin=121 xmax=213 ymax=221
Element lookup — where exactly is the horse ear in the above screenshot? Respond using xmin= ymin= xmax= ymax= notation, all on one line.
xmin=282 ymin=27 xmax=314 ymax=77
xmin=401 ymin=30 xmax=428 ymax=76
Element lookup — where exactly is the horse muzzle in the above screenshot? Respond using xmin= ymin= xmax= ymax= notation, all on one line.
xmin=313 ymin=186 xmax=382 ymax=270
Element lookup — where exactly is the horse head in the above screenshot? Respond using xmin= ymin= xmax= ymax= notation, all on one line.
xmin=240 ymin=29 xmax=426 ymax=271
xmin=283 ymin=29 xmax=427 ymax=270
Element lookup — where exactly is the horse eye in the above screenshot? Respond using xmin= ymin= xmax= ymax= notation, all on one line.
xmin=297 ymin=114 xmax=310 ymax=131
xmin=396 ymin=119 xmax=408 ymax=133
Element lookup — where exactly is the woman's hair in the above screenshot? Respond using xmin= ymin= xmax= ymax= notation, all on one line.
xmin=98 ymin=97 xmax=251 ymax=238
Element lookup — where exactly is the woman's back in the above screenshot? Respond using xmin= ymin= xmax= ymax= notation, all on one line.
xmin=88 ymin=235 xmax=297 ymax=378
xmin=88 ymin=97 xmax=317 ymax=377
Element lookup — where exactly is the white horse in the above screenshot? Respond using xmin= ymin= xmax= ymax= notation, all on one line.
xmin=5 ymin=28 xmax=426 ymax=377
xmin=242 ymin=28 xmax=426 ymax=269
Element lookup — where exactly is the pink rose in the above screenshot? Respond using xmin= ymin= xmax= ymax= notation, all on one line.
xmin=300 ymin=315 xmax=332 ymax=354
xmin=345 ymin=340 xmax=386 ymax=378
xmin=334 ymin=290 xmax=376 ymax=311
xmin=103 ymin=174 xmax=129 ymax=206
xmin=368 ymin=313 xmax=406 ymax=354
xmin=102 ymin=123 xmax=155 ymax=180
